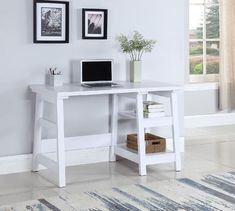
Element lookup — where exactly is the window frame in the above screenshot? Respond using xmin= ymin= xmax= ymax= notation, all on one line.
xmin=189 ymin=0 xmax=220 ymax=83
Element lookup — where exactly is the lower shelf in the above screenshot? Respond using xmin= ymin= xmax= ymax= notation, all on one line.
xmin=114 ymin=144 xmax=176 ymax=165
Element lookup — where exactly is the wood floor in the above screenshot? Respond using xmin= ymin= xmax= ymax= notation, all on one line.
xmin=1 ymin=125 xmax=235 ymax=206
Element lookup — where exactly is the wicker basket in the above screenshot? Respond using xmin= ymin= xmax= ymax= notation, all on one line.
xmin=127 ymin=133 xmax=166 ymax=153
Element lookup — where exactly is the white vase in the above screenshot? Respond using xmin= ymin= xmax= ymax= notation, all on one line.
xmin=130 ymin=61 xmax=142 ymax=82
xmin=47 ymin=74 xmax=63 ymax=87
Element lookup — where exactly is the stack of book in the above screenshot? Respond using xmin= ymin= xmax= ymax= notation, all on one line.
xmin=143 ymin=101 xmax=165 ymax=118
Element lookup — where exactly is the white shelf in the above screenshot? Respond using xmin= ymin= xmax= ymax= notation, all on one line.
xmin=115 ymin=91 xmax=181 ymax=174
xmin=118 ymin=111 xmax=136 ymax=119
xmin=146 ymin=151 xmax=175 ymax=165
xmin=114 ymin=144 xmax=176 ymax=165
xmin=118 ymin=111 xmax=173 ymax=127
xmin=114 ymin=144 xmax=139 ymax=163
xmin=143 ymin=116 xmax=173 ymax=127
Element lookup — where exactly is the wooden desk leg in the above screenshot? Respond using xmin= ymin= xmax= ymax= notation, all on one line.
xmin=32 ymin=94 xmax=43 ymax=172
xmin=56 ymin=98 xmax=66 ymax=187
xmin=171 ymin=91 xmax=182 ymax=171
xmin=110 ymin=94 xmax=118 ymax=162
xmin=136 ymin=93 xmax=147 ymax=176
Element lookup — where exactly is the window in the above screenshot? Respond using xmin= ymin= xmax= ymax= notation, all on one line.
xmin=189 ymin=0 xmax=220 ymax=82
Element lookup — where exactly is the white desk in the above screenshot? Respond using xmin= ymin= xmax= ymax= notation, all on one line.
xmin=30 ymin=81 xmax=182 ymax=187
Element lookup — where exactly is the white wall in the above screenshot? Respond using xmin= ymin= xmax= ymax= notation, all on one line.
xmin=0 ymin=0 xmax=186 ymax=156
xmin=185 ymin=89 xmax=219 ymax=116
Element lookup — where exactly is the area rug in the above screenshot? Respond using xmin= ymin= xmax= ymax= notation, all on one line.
xmin=1 ymin=172 xmax=235 ymax=211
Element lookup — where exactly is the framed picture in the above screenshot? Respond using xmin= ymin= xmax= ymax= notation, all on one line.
xmin=82 ymin=8 xmax=108 ymax=40
xmin=33 ymin=0 xmax=69 ymax=43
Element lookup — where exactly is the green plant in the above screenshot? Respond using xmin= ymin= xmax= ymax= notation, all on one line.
xmin=190 ymin=46 xmax=203 ymax=55
xmin=117 ymin=31 xmax=156 ymax=61
xmin=193 ymin=63 xmax=203 ymax=74
xmin=207 ymin=62 xmax=219 ymax=74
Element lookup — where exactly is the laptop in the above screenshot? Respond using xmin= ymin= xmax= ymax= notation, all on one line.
xmin=80 ymin=60 xmax=119 ymax=88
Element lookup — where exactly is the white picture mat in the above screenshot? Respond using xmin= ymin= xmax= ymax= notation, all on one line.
xmin=36 ymin=3 xmax=66 ymax=41
xmin=85 ymin=11 xmax=104 ymax=37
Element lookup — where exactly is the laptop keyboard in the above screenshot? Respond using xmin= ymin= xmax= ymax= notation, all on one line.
xmin=83 ymin=82 xmax=118 ymax=87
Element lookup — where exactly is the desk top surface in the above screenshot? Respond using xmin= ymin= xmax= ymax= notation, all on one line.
xmin=30 ymin=81 xmax=182 ymax=98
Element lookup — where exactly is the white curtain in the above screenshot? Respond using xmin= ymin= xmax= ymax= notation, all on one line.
xmin=219 ymin=0 xmax=235 ymax=110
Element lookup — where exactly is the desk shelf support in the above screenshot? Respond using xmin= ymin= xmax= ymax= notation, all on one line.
xmin=136 ymin=93 xmax=147 ymax=175
xmin=171 ymin=91 xmax=181 ymax=171
xmin=56 ymin=98 xmax=66 ymax=187
xmin=32 ymin=94 xmax=43 ymax=172
xmin=110 ymin=94 xmax=118 ymax=162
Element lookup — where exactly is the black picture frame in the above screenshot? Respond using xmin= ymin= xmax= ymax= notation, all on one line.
xmin=33 ymin=0 xmax=69 ymax=43
xmin=82 ymin=8 xmax=108 ymax=40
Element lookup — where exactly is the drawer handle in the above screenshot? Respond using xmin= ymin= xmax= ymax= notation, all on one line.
xmin=152 ymin=141 xmax=160 ymax=145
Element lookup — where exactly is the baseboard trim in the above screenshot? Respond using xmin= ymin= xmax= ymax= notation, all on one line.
xmin=0 ymin=148 xmax=110 ymax=175
xmin=0 ymin=154 xmax=33 ymax=175
xmin=185 ymin=112 xmax=235 ymax=128
xmin=0 ymin=138 xmax=184 ymax=175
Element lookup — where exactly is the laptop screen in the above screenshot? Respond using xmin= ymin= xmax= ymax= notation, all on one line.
xmin=81 ymin=60 xmax=112 ymax=82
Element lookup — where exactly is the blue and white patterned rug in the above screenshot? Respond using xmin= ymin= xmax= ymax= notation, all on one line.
xmin=1 ymin=172 xmax=235 ymax=210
